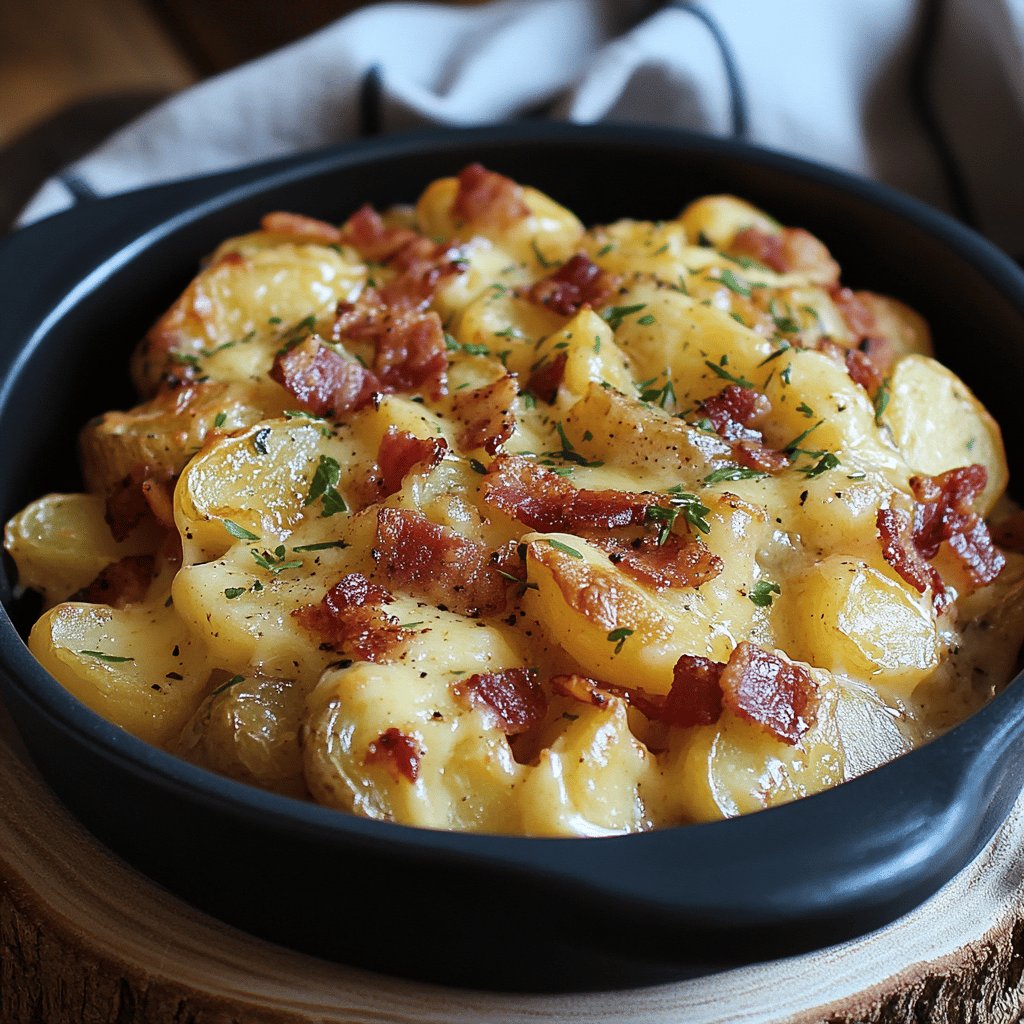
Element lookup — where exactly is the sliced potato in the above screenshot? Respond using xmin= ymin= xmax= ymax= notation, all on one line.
xmin=883 ymin=354 xmax=1007 ymax=513
xmin=29 ymin=599 xmax=209 ymax=745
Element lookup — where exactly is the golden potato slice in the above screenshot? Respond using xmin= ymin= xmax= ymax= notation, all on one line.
xmin=5 ymin=493 xmax=160 ymax=605
xmin=679 ymin=194 xmax=779 ymax=247
xmin=653 ymin=671 xmax=845 ymax=822
xmin=779 ymin=557 xmax=940 ymax=699
xmin=80 ymin=381 xmax=267 ymax=494
xmin=29 ymin=599 xmax=209 ymax=745
xmin=855 ymin=292 xmax=933 ymax=358
xmin=883 ymin=354 xmax=1007 ymax=514
xmin=583 ymin=218 xmax=690 ymax=283
xmin=518 ymin=698 xmax=653 ymax=836
xmin=304 ymin=658 xmax=526 ymax=831
xmin=132 ymin=242 xmax=365 ymax=396
xmin=175 ymin=673 xmax=309 ymax=798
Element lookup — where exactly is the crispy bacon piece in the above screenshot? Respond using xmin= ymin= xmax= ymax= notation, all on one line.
xmin=341 ymin=205 xmax=419 ymax=263
xmin=585 ymin=533 xmax=723 ymax=591
xmin=719 ymin=642 xmax=818 ymax=745
xmin=70 ymin=554 xmax=155 ymax=608
xmin=365 ymin=728 xmax=420 ymax=783
xmin=830 ymin=286 xmax=876 ymax=338
xmin=270 ymin=335 xmax=380 ymax=417
xmin=700 ymin=384 xmax=769 ymax=442
xmin=453 ymin=163 xmax=530 ymax=228
xmin=105 ymin=466 xmax=177 ymax=541
xmin=525 ymin=254 xmax=616 ymax=316
xmin=377 ymin=428 xmax=448 ymax=498
xmin=661 ymin=655 xmax=725 ymax=728
xmin=293 ymin=572 xmax=407 ymax=663
xmin=374 ymin=507 xmax=509 ymax=617
xmin=878 ymin=465 xmax=1002 ymax=610
xmin=525 ymin=353 xmax=567 ymax=404
xmin=453 ymin=374 xmax=518 ymax=454
xmin=877 ymin=507 xmax=948 ymax=611
xmin=333 ymin=291 xmax=448 ymax=399
xmin=731 ymin=226 xmax=839 ymax=284
xmin=698 ymin=385 xmax=788 ymax=473
xmin=482 ymin=455 xmax=659 ymax=532
xmin=731 ymin=227 xmax=786 ymax=273
xmin=817 ymin=338 xmax=884 ymax=394
xmin=452 ymin=668 xmax=547 ymax=735
xmin=261 ymin=211 xmax=343 ymax=245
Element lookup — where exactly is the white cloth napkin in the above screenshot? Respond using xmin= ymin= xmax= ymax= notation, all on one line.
xmin=18 ymin=0 xmax=1024 ymax=259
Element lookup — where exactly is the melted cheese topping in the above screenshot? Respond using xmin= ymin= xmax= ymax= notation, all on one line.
xmin=7 ymin=174 xmax=1024 ymax=836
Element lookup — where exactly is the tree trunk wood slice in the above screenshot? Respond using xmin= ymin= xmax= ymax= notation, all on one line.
xmin=1 ymin=698 xmax=1023 ymax=1024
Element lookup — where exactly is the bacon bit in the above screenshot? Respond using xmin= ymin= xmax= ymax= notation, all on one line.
xmin=877 ymin=507 xmax=948 ymax=611
xmin=525 ymin=254 xmax=616 ymax=316
xmin=817 ymin=338 xmax=884 ymax=394
xmin=105 ymin=466 xmax=177 ymax=541
xmin=907 ymin=465 xmax=1003 ymax=591
xmin=260 ymin=211 xmax=343 ymax=246
xmin=374 ymin=507 xmax=509 ymax=617
xmin=482 ymin=455 xmax=658 ymax=532
xmin=719 ymin=642 xmax=818 ymax=745
xmin=662 ymin=655 xmax=725 ymax=727
xmin=70 ymin=555 xmax=155 ymax=608
xmin=377 ymin=428 xmax=448 ymax=498
xmin=270 ymin=335 xmax=380 ymax=417
xmin=584 ymin=532 xmax=723 ymax=591
xmin=292 ymin=572 xmax=407 ymax=663
xmin=452 ymin=668 xmax=547 ymax=735
xmin=341 ymin=205 xmax=420 ymax=263
xmin=525 ymin=353 xmax=567 ymax=404
xmin=699 ymin=385 xmax=788 ymax=473
xmin=700 ymin=384 xmax=770 ymax=442
xmin=333 ymin=291 xmax=448 ymax=398
xmin=453 ymin=163 xmax=530 ymax=229
xmin=731 ymin=227 xmax=786 ymax=273
xmin=830 ymin=287 xmax=877 ymax=338
xmin=365 ymin=728 xmax=420 ymax=782
xmin=453 ymin=374 xmax=518 ymax=454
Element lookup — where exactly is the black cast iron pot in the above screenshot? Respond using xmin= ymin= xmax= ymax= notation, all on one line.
xmin=1 ymin=124 xmax=1023 ymax=992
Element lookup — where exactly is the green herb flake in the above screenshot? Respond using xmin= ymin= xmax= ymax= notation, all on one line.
xmin=224 ymin=587 xmax=246 ymax=600
xmin=703 ymin=465 xmax=768 ymax=485
xmin=784 ymin=420 xmax=824 ymax=455
xmin=874 ymin=377 xmax=891 ymax=423
xmin=545 ymin=538 xmax=584 ymax=559
xmin=607 ymin=627 xmax=634 ymax=654
xmin=799 ymin=452 xmax=841 ymax=478
xmin=768 ymin=299 xmax=800 ymax=334
xmin=305 ymin=454 xmax=347 ymax=517
xmin=79 ymin=650 xmax=135 ymax=664
xmin=704 ymin=359 xmax=754 ymax=389
xmin=637 ymin=314 xmax=656 ymax=326
xmin=293 ymin=540 xmax=350 ymax=552
xmin=749 ymin=580 xmax=782 ymax=608
xmin=665 ymin=486 xmax=711 ymax=535
xmin=796 ymin=401 xmax=815 ymax=418
xmin=780 ymin=364 xmax=793 ymax=386
xmin=601 ymin=303 xmax=647 ymax=331
xmin=211 ymin=674 xmax=246 ymax=699
xmin=644 ymin=504 xmax=680 ymax=545
xmin=531 ymin=239 xmax=555 ymax=269
xmin=223 ymin=519 xmax=259 ymax=542
xmin=213 ymin=411 xmax=227 ymax=428
xmin=596 ymin=243 xmax=615 ymax=257
xmin=758 ymin=343 xmax=791 ymax=367
xmin=717 ymin=267 xmax=751 ymax=297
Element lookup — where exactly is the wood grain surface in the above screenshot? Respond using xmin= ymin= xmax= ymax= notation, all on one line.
xmin=2 ymin=694 xmax=1023 ymax=1024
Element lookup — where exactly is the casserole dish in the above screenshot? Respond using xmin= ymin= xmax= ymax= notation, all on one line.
xmin=1 ymin=124 xmax=1023 ymax=991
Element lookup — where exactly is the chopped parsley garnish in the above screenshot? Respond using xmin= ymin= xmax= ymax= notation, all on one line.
xmin=796 ymin=401 xmax=815 ymax=418
xmin=705 ymin=359 xmax=754 ymax=389
xmin=531 ymin=239 xmax=555 ymax=268
xmin=224 ymin=587 xmax=246 ymax=600
xmin=768 ymin=299 xmax=800 ymax=334
xmin=601 ymin=303 xmax=647 ymax=330
xmin=874 ymin=377 xmax=891 ymax=423
xmin=492 ymin=326 xmax=523 ymax=339
xmin=637 ymin=314 xmax=656 ymax=326
xmin=665 ymin=486 xmax=711 ymax=535
xmin=399 ymin=621 xmax=425 ymax=630
xmin=780 ymin=364 xmax=793 ymax=385
xmin=223 ymin=519 xmax=259 ymax=541
xmin=213 ymin=411 xmax=227 ymax=428
xmin=251 ymin=546 xmax=303 ymax=574
xmin=638 ymin=374 xmax=676 ymax=409
xmin=703 ymin=465 xmax=768 ymax=485
xmin=644 ymin=504 xmax=680 ymax=545
xmin=305 ymin=455 xmax=347 ymax=517
xmin=292 ymin=540 xmax=350 ymax=552
xmin=211 ymin=674 xmax=245 ymax=698
xmin=445 ymin=333 xmax=490 ymax=356
xmin=758 ymin=342 xmax=791 ymax=366
xmin=607 ymin=627 xmax=634 ymax=654
xmin=596 ymin=243 xmax=615 ymax=257
xmin=545 ymin=538 xmax=583 ymax=559
xmin=79 ymin=650 xmax=134 ymax=663
xmin=717 ymin=268 xmax=751 ymax=297
xmin=798 ymin=452 xmax=841 ymax=478
xmin=749 ymin=580 xmax=781 ymax=608
xmin=783 ymin=420 xmax=824 ymax=455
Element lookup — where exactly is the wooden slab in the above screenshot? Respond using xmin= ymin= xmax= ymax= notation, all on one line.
xmin=1 ymin=696 xmax=1023 ymax=1023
